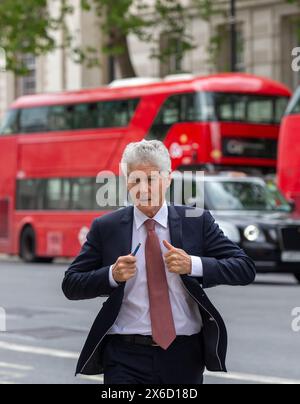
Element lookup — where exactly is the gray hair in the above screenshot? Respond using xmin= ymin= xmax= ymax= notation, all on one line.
xmin=120 ymin=140 xmax=171 ymax=176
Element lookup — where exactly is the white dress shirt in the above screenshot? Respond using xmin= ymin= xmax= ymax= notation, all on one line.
xmin=107 ymin=201 xmax=203 ymax=335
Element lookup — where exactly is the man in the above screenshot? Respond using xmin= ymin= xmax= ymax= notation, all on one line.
xmin=62 ymin=140 xmax=256 ymax=384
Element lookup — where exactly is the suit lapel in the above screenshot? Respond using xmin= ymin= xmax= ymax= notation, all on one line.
xmin=167 ymin=204 xmax=183 ymax=249
xmin=119 ymin=205 xmax=134 ymax=256
xmin=108 ymin=206 xmax=134 ymax=293
xmin=167 ymin=204 xmax=193 ymax=285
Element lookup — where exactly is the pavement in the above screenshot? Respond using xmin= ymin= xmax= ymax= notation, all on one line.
xmin=0 ymin=256 xmax=299 ymax=384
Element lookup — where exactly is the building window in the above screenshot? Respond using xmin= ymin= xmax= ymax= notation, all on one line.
xmin=216 ymin=23 xmax=245 ymax=72
xmin=159 ymin=33 xmax=184 ymax=77
xmin=16 ymin=55 xmax=36 ymax=97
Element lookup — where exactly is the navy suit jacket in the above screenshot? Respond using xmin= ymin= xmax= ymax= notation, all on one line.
xmin=62 ymin=204 xmax=256 ymax=375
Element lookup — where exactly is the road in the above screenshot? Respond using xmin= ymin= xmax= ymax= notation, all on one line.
xmin=0 ymin=257 xmax=299 ymax=384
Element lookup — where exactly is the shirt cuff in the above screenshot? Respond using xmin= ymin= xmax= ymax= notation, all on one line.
xmin=189 ymin=256 xmax=203 ymax=277
xmin=109 ymin=265 xmax=120 ymax=288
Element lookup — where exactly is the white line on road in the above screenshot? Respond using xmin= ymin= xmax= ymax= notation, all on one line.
xmin=0 ymin=369 xmax=24 ymax=379
xmin=205 ymin=371 xmax=300 ymax=385
xmin=0 ymin=381 xmax=16 ymax=385
xmin=80 ymin=372 xmax=300 ymax=385
xmin=0 ymin=362 xmax=33 ymax=371
xmin=0 ymin=361 xmax=32 ymax=384
xmin=0 ymin=340 xmax=78 ymax=359
xmin=79 ymin=374 xmax=104 ymax=382
xmin=0 ymin=340 xmax=299 ymax=384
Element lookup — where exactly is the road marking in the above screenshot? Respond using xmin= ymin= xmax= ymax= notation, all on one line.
xmin=0 ymin=369 xmax=24 ymax=379
xmin=0 ymin=340 xmax=299 ymax=384
xmin=205 ymin=371 xmax=300 ymax=385
xmin=0 ymin=341 xmax=78 ymax=359
xmin=0 ymin=362 xmax=33 ymax=371
xmin=79 ymin=374 xmax=104 ymax=382
xmin=80 ymin=372 xmax=300 ymax=385
xmin=0 ymin=360 xmax=33 ymax=384
xmin=0 ymin=381 xmax=16 ymax=384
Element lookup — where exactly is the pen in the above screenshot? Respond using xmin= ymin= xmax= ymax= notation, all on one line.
xmin=131 ymin=243 xmax=141 ymax=256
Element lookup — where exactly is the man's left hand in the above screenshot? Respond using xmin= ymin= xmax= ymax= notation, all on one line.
xmin=163 ymin=240 xmax=192 ymax=275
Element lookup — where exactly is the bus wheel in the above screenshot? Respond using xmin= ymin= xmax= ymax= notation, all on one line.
xmin=20 ymin=227 xmax=54 ymax=263
xmin=20 ymin=226 xmax=38 ymax=263
xmin=294 ymin=274 xmax=300 ymax=284
xmin=37 ymin=257 xmax=54 ymax=264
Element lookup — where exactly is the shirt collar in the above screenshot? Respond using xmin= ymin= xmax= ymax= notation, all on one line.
xmin=134 ymin=200 xmax=168 ymax=230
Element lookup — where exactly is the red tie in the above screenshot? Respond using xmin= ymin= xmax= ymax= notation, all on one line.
xmin=144 ymin=219 xmax=176 ymax=350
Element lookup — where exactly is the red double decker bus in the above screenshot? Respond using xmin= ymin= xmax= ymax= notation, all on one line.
xmin=0 ymin=73 xmax=291 ymax=261
xmin=278 ymin=86 xmax=300 ymax=212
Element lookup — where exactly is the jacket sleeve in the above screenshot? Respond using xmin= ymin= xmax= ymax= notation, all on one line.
xmin=62 ymin=218 xmax=116 ymax=300
xmin=201 ymin=211 xmax=256 ymax=288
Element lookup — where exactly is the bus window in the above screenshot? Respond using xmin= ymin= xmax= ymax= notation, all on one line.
xmin=161 ymin=95 xmax=181 ymax=125
xmin=0 ymin=109 xmax=19 ymax=135
xmin=20 ymin=105 xmax=73 ymax=133
xmin=275 ymin=97 xmax=290 ymax=121
xmin=148 ymin=92 xmax=210 ymax=141
xmin=19 ymin=107 xmax=49 ymax=133
xmin=73 ymin=103 xmax=98 ymax=130
xmin=247 ymin=98 xmax=273 ymax=124
xmin=71 ymin=178 xmax=95 ymax=210
xmin=213 ymin=93 xmax=289 ymax=124
xmin=16 ymin=177 xmax=124 ymax=211
xmin=44 ymin=179 xmax=71 ymax=210
xmin=216 ymin=94 xmax=247 ymax=121
xmin=16 ymin=179 xmax=45 ymax=210
xmin=48 ymin=105 xmax=73 ymax=131
xmin=285 ymin=88 xmax=300 ymax=115
xmin=8 ymin=98 xmax=140 ymax=134
xmin=97 ymin=99 xmax=139 ymax=128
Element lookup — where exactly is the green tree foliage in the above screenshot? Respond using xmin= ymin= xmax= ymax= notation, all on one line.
xmin=0 ymin=0 xmax=215 ymax=77
xmin=0 ymin=0 xmax=72 ymax=74
xmin=82 ymin=0 xmax=216 ymax=77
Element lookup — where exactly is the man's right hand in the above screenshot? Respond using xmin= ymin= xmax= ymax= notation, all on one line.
xmin=112 ymin=255 xmax=137 ymax=283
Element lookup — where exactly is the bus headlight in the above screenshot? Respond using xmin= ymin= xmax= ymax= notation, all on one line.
xmin=244 ymin=225 xmax=266 ymax=242
xmin=217 ymin=221 xmax=241 ymax=243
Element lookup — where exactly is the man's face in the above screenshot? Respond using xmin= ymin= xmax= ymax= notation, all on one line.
xmin=126 ymin=163 xmax=172 ymax=217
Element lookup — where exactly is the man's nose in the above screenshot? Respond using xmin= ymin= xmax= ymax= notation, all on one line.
xmin=139 ymin=181 xmax=150 ymax=194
